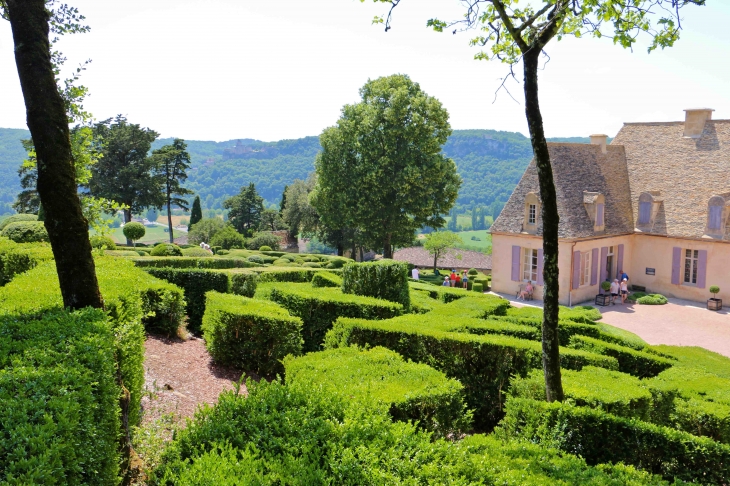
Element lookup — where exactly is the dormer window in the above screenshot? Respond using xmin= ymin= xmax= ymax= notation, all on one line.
xmin=583 ymin=191 xmax=605 ymax=232
xmin=523 ymin=192 xmax=540 ymax=234
xmin=706 ymin=195 xmax=728 ymax=236
xmin=636 ymin=192 xmax=662 ymax=230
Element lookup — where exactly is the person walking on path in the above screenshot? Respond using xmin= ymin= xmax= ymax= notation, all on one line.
xmin=619 ymin=269 xmax=629 ymax=283
xmin=610 ymin=279 xmax=620 ymax=305
xmin=620 ymin=278 xmax=629 ymax=304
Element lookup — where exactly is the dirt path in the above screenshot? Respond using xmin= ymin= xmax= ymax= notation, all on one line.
xmin=140 ymin=335 xmax=247 ymax=425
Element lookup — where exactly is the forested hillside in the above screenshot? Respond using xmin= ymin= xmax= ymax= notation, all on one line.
xmin=0 ymin=127 xmax=592 ymax=215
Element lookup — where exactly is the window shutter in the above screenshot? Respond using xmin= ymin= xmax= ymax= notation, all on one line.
xmin=709 ymin=206 xmax=723 ymax=230
xmin=639 ymin=202 xmax=651 ymax=224
xmin=697 ymin=250 xmax=708 ymax=289
xmin=537 ymin=248 xmax=544 ymax=286
xmin=616 ymin=244 xmax=624 ymax=280
xmin=671 ymin=247 xmax=681 ymax=285
xmin=572 ymin=251 xmax=581 ymax=290
xmin=590 ymin=248 xmax=599 ymax=285
xmin=600 ymin=246 xmax=608 ymax=283
xmin=596 ymin=203 xmax=604 ymax=227
xmin=511 ymin=246 xmax=521 ymax=282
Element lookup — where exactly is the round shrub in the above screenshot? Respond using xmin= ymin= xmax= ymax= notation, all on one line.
xmin=182 ymin=247 xmax=214 ymax=257
xmin=325 ymin=257 xmax=350 ymax=269
xmin=710 ymin=285 xmax=720 ymax=297
xmin=123 ymin=222 xmax=146 ymax=244
xmin=472 ymin=283 xmax=484 ymax=293
xmin=467 ymin=268 xmax=478 ymax=276
xmin=210 ymin=225 xmax=245 ymax=250
xmin=245 ymin=233 xmax=281 ymax=251
xmin=217 ymin=249 xmax=230 ymax=256
xmin=302 ymin=262 xmax=322 ymax=268
xmin=627 ymin=292 xmax=646 ymax=303
xmin=136 ymin=250 xmax=147 ymax=256
xmin=273 ymin=258 xmax=296 ymax=266
xmin=0 ymin=213 xmax=38 ymax=231
xmin=90 ymin=235 xmax=116 ymax=250
xmin=636 ymin=293 xmax=668 ymax=305
xmin=259 ymin=245 xmax=272 ymax=251
xmin=188 ymin=217 xmax=226 ymax=246
xmin=601 ymin=281 xmax=611 ymax=292
xmin=211 ymin=246 xmax=223 ymax=255
xmin=248 ymin=255 xmax=264 ymax=264
xmin=150 ymin=243 xmax=183 ymax=257
xmin=0 ymin=221 xmax=49 ymax=243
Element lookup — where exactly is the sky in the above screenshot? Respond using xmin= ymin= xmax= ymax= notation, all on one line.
xmin=1 ymin=0 xmax=730 ymax=142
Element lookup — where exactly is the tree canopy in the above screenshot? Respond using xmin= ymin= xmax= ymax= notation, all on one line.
xmin=312 ymin=74 xmax=461 ymax=258
xmin=152 ymin=138 xmax=193 ymax=243
xmin=424 ymin=231 xmax=462 ymax=271
xmin=223 ymin=183 xmax=264 ymax=237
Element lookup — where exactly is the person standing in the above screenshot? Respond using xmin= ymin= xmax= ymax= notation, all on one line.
xmin=412 ymin=267 xmax=419 ymax=280
xmin=610 ymin=279 xmax=620 ymax=305
xmin=462 ymin=272 xmax=469 ymax=289
xmin=620 ymin=278 xmax=629 ymax=304
xmin=442 ymin=276 xmax=450 ymax=286
xmin=450 ymin=270 xmax=457 ymax=287
xmin=619 ymin=269 xmax=629 ymax=283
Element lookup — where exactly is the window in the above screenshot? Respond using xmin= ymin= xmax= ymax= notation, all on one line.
xmin=528 ymin=204 xmax=536 ymax=224
xmin=606 ymin=246 xmax=614 ymax=280
xmin=684 ymin=249 xmax=699 ymax=285
xmin=579 ymin=251 xmax=591 ymax=287
xmin=523 ymin=248 xmax=538 ymax=282
xmin=596 ymin=203 xmax=604 ymax=227
xmin=638 ymin=201 xmax=651 ymax=224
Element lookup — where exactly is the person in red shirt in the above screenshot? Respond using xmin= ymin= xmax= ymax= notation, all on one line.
xmin=449 ymin=270 xmax=457 ymax=287
xmin=455 ymin=273 xmax=462 ymax=287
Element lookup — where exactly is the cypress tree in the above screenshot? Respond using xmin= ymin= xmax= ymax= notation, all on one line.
xmin=280 ymin=184 xmax=288 ymax=215
xmin=189 ymin=195 xmax=202 ymax=229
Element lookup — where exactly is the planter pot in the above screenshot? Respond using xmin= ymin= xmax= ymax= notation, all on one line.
xmin=595 ymin=294 xmax=612 ymax=306
xmin=708 ymin=298 xmax=723 ymax=311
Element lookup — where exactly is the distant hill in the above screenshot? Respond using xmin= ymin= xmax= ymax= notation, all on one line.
xmin=0 ymin=127 xmax=594 ymax=215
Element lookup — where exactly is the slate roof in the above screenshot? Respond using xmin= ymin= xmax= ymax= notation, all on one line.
xmin=612 ymin=120 xmax=730 ymax=240
xmin=491 ymin=143 xmax=635 ymax=238
xmin=393 ymin=246 xmax=492 ymax=271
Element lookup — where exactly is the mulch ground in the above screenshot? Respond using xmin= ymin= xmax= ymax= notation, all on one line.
xmin=140 ymin=335 xmax=249 ymax=426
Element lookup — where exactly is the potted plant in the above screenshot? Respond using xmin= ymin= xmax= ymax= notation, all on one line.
xmin=595 ymin=281 xmax=612 ymax=306
xmin=708 ymin=285 xmax=722 ymax=311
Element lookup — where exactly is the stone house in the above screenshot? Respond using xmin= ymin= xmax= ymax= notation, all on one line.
xmin=490 ymin=109 xmax=730 ymax=305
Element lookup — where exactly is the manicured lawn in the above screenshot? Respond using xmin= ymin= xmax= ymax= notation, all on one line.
xmin=453 ymin=230 xmax=492 ymax=253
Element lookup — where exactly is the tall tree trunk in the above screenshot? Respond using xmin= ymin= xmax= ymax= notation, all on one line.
xmin=523 ymin=50 xmax=564 ymax=402
xmin=6 ymin=0 xmax=103 ymax=311
xmin=383 ymin=234 xmax=392 ymax=259
xmin=337 ymin=244 xmax=344 ymax=257
xmin=433 ymin=253 xmax=438 ymax=272
xmin=167 ymin=200 xmax=174 ymax=244
xmin=124 ymin=208 xmax=133 ymax=246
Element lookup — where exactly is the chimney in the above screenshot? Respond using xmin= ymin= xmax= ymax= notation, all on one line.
xmin=590 ymin=134 xmax=608 ymax=154
xmin=683 ymin=108 xmax=714 ymax=138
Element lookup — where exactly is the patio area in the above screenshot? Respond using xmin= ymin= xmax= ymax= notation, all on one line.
xmin=489 ymin=291 xmax=730 ymax=358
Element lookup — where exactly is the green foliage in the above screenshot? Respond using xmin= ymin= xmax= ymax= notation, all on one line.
xmin=569 ymin=335 xmax=673 ymax=378
xmin=311 ymin=271 xmax=342 ymax=288
xmin=467 ymin=267 xmax=478 ymax=276
xmin=423 ymin=231 xmax=462 ymax=268
xmin=269 ymin=283 xmax=403 ymax=352
xmin=285 ymin=346 xmax=471 ymax=437
xmin=180 ymin=247 xmax=213 ymax=257
xmin=187 ymin=217 xmax=225 ymax=245
xmin=90 ymin=234 xmax=116 ymax=250
xmin=710 ymin=285 xmax=720 ymax=297
xmin=341 ymin=260 xmax=411 ymax=311
xmin=229 ymin=272 xmax=258 ymax=298
xmin=0 ymin=213 xmax=37 ymax=230
xmin=224 ymin=182 xmax=264 ymax=236
xmin=123 ymin=221 xmax=146 ymax=243
xmin=325 ymin=314 xmax=617 ymax=429
xmin=0 ymin=221 xmax=48 ymax=243
xmin=312 ymin=74 xmax=461 ymax=256
xmin=133 ymin=257 xmax=259 ymax=269
xmin=150 ymin=243 xmax=183 ymax=257
xmin=0 ymin=309 xmax=121 ymax=484
xmin=0 ymin=239 xmax=54 ymax=285
xmin=146 ymin=268 xmax=230 ymax=334
xmin=472 ymin=282 xmax=484 ymax=293
xmin=636 ymin=294 xmax=668 ymax=305
xmin=209 ymin=224 xmax=245 ymax=250
xmin=258 ymin=245 xmax=272 ymax=251
xmin=202 ymin=292 xmax=302 ymax=376
xmin=189 ymin=195 xmax=203 ymax=228
xmin=244 ymin=233 xmax=281 ymax=251
xmin=152 ymin=138 xmax=194 ymax=217
xmin=498 ymin=397 xmax=730 ymax=484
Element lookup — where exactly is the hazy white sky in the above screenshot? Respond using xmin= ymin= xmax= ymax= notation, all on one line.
xmin=1 ymin=0 xmax=729 ymax=142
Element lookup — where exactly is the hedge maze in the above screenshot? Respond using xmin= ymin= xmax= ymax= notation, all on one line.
xmin=2 ymin=238 xmax=730 ymax=484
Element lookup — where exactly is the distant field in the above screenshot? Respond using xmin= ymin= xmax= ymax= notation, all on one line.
xmin=95 ymin=224 xmax=185 ymax=244
xmin=454 ymin=230 xmax=492 ymax=253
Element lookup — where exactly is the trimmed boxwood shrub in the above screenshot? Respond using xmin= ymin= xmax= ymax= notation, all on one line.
xmin=569 ymin=335 xmax=673 ymax=378
xmin=311 ymin=271 xmax=342 ymax=288
xmin=467 ymin=268 xmax=478 ymax=276
xmin=258 ymin=245 xmax=272 ymax=251
xmin=261 ymin=250 xmax=286 ymax=257
xmin=637 ymin=293 xmax=668 ymax=305
xmin=472 ymin=282 xmax=484 ymax=293
xmin=0 ymin=309 xmax=122 ymax=484
xmin=181 ymin=247 xmax=214 ymax=257
xmin=254 ymin=267 xmax=324 ymax=283
xmin=0 ymin=213 xmax=37 ymax=230
xmin=325 ymin=315 xmax=618 ymax=429
xmin=342 ymin=260 xmax=411 ymax=311
xmin=90 ymin=234 xmax=117 ymax=250
xmin=146 ymin=268 xmax=230 ymax=334
xmin=150 ymin=243 xmax=184 ymax=257
xmin=498 ymin=397 xmax=730 ymax=484
xmin=229 ymin=272 xmax=258 ymax=298
xmin=105 ymin=250 xmax=141 ymax=257
xmin=133 ymin=257 xmax=260 ymax=269
xmin=0 ymin=238 xmax=53 ymax=285
xmin=245 ymin=234 xmax=281 ymax=251
xmin=202 ymin=292 xmax=302 ymax=376
xmin=284 ymin=346 xmax=471 ymax=437
xmin=302 ymin=261 xmax=321 ymax=268
xmin=269 ymin=283 xmax=403 ymax=352
xmin=0 ymin=221 xmax=49 ymax=243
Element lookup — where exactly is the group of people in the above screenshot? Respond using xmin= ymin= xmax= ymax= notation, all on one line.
xmin=442 ymin=269 xmax=470 ymax=289
xmin=609 ymin=269 xmax=631 ymax=304
xmin=199 ymin=241 xmax=212 ymax=253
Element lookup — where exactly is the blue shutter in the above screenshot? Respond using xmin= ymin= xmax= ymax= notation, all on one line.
xmin=638 ymin=202 xmax=651 ymax=224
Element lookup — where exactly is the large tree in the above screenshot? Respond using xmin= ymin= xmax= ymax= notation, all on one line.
xmin=424 ymin=231 xmax=462 ymax=271
xmin=151 ymin=138 xmax=193 ymax=243
xmin=313 ymin=74 xmax=461 ymax=258
xmin=223 ymin=182 xmax=264 ymax=237
xmin=373 ymin=0 xmax=704 ymax=402
xmin=89 ymin=115 xmax=162 ymax=239
xmin=2 ymin=0 xmax=102 ymax=310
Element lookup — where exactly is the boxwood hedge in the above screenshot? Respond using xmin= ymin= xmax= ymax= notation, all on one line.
xmin=133 ymin=257 xmax=260 ymax=269
xmin=342 ymin=260 xmax=411 ymax=311
xmin=569 ymin=335 xmax=673 ymax=378
xmin=311 ymin=271 xmax=342 ymax=288
xmin=0 ymin=238 xmax=53 ymax=285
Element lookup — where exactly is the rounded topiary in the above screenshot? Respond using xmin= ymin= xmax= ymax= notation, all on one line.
xmin=710 ymin=285 xmax=720 ymax=298
xmin=211 ymin=246 xmax=223 ymax=255
xmin=90 ymin=235 xmax=116 ymax=250
xmin=182 ymin=247 xmax=214 ymax=257
xmin=467 ymin=268 xmax=478 ymax=276
xmin=150 ymin=243 xmax=183 ymax=257
xmin=0 ymin=221 xmax=48 ymax=243
xmin=217 ymin=249 xmax=230 ymax=256
xmin=636 ymin=293 xmax=668 ymax=305
xmin=0 ymin=213 xmax=38 ymax=231
xmin=302 ymin=262 xmax=322 ymax=268
xmin=123 ymin=222 xmax=146 ymax=246
xmin=259 ymin=245 xmax=272 ymax=251
xmin=472 ymin=283 xmax=484 ymax=293
xmin=601 ymin=281 xmax=611 ymax=292
xmin=248 ymin=255 xmax=264 ymax=264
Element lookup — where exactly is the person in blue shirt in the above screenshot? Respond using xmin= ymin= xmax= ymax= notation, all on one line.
xmin=619 ymin=269 xmax=629 ymax=282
